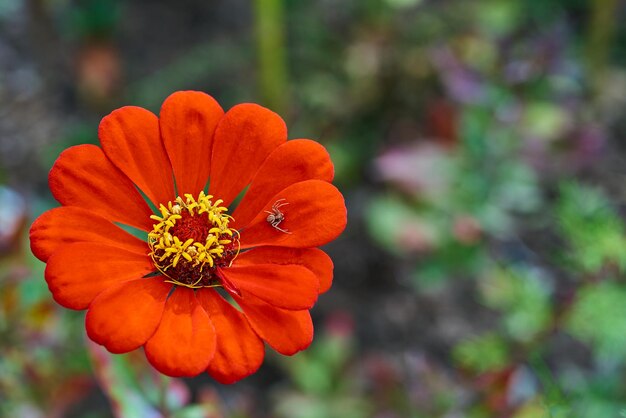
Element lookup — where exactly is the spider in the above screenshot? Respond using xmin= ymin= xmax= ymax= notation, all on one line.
xmin=265 ymin=198 xmax=292 ymax=234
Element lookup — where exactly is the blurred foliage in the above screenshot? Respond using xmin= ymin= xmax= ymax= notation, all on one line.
xmin=2 ymin=0 xmax=626 ymax=416
xmin=479 ymin=267 xmax=552 ymax=343
xmin=66 ymin=0 xmax=120 ymax=40
xmin=273 ymin=316 xmax=371 ymax=418
xmin=557 ymin=182 xmax=626 ymax=273
xmin=567 ymin=282 xmax=626 ymax=362
xmin=453 ymin=333 xmax=510 ymax=373
xmin=0 ymin=198 xmax=94 ymax=417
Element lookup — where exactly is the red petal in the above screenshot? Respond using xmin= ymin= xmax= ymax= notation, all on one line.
xmin=99 ymin=106 xmax=175 ymax=207
xmin=235 ymin=247 xmax=334 ymax=294
xmin=196 ymin=289 xmax=265 ymax=384
xmin=219 ymin=273 xmax=242 ymax=298
xmin=145 ymin=288 xmax=216 ymax=377
xmin=219 ymin=264 xmax=318 ymax=310
xmin=235 ymin=294 xmax=313 ymax=355
xmin=86 ymin=278 xmax=170 ymax=354
xmin=232 ymin=139 xmax=334 ymax=229
xmin=30 ymin=207 xmax=148 ymax=262
xmin=49 ymin=144 xmax=154 ymax=231
xmin=45 ymin=243 xmax=153 ymax=310
xmin=160 ymin=91 xmax=224 ymax=196
xmin=239 ymin=179 xmax=347 ymax=249
xmin=209 ymin=104 xmax=287 ymax=206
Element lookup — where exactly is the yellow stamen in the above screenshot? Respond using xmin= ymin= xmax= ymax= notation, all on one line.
xmin=148 ymin=191 xmax=240 ymax=289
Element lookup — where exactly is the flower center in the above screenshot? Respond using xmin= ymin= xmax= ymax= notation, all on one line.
xmin=148 ymin=192 xmax=240 ymax=289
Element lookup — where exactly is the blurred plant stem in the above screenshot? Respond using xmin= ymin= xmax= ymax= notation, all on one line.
xmin=26 ymin=0 xmax=65 ymax=92
xmin=586 ymin=0 xmax=618 ymax=92
xmin=254 ymin=0 xmax=289 ymax=114
xmin=158 ymin=375 xmax=171 ymax=418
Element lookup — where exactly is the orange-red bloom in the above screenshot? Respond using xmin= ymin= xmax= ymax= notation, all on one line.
xmin=29 ymin=91 xmax=347 ymax=383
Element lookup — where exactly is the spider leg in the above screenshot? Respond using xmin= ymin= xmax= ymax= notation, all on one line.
xmin=274 ymin=225 xmax=292 ymax=234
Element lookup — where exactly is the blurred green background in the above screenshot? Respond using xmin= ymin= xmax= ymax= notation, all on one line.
xmin=2 ymin=0 xmax=626 ymax=417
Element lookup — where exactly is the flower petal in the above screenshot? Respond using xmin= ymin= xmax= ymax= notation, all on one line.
xmin=99 ymin=106 xmax=175 ymax=207
xmin=232 ymin=139 xmax=334 ymax=229
xmin=45 ymin=242 xmax=153 ymax=310
xmin=235 ymin=247 xmax=334 ymax=294
xmin=238 ymin=179 xmax=347 ymax=249
xmin=86 ymin=278 xmax=171 ymax=354
xmin=30 ymin=207 xmax=148 ymax=262
xmin=196 ymin=289 xmax=265 ymax=384
xmin=209 ymin=104 xmax=287 ymax=206
xmin=235 ymin=294 xmax=313 ymax=355
xmin=160 ymin=91 xmax=224 ymax=196
xmin=145 ymin=288 xmax=216 ymax=377
xmin=219 ymin=264 xmax=318 ymax=310
xmin=48 ymin=144 xmax=154 ymax=231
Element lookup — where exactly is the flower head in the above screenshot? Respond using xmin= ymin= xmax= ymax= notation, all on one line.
xmin=29 ymin=91 xmax=347 ymax=383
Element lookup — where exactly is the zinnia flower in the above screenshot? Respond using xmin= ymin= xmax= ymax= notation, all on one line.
xmin=29 ymin=91 xmax=347 ymax=383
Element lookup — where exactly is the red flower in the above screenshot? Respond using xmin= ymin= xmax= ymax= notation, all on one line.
xmin=29 ymin=91 xmax=347 ymax=383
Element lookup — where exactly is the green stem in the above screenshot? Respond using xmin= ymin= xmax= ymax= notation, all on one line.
xmin=254 ymin=0 xmax=289 ymax=114
xmin=586 ymin=0 xmax=618 ymax=91
xmin=158 ymin=375 xmax=171 ymax=417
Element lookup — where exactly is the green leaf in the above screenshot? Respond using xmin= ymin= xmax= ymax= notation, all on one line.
xmin=523 ymin=102 xmax=570 ymax=140
xmin=273 ymin=393 xmax=370 ymax=418
xmin=171 ymin=405 xmax=219 ymax=418
xmin=480 ymin=267 xmax=552 ymax=341
xmin=566 ymin=282 xmax=626 ymax=362
xmin=513 ymin=398 xmax=571 ymax=418
xmin=284 ymin=329 xmax=354 ymax=396
xmin=557 ymin=183 xmax=626 ymax=273
xmin=453 ymin=333 xmax=510 ymax=373
xmin=365 ymin=195 xmax=439 ymax=255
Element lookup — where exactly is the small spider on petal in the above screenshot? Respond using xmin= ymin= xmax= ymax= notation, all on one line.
xmin=265 ymin=198 xmax=292 ymax=234
xmin=29 ymin=91 xmax=347 ymax=383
